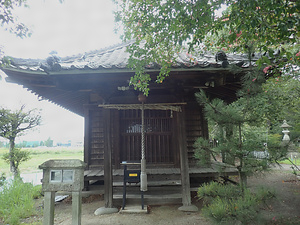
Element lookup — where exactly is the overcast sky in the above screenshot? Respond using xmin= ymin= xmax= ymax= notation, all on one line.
xmin=1 ymin=0 xmax=121 ymax=58
xmin=0 ymin=0 xmax=121 ymax=143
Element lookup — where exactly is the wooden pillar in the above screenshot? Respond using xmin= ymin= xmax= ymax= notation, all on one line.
xmin=113 ymin=110 xmax=121 ymax=169
xmin=83 ymin=107 xmax=90 ymax=169
xmin=104 ymin=109 xmax=113 ymax=208
xmin=177 ymin=109 xmax=198 ymax=211
xmin=83 ymin=106 xmax=91 ymax=190
xmin=176 ymin=109 xmax=192 ymax=206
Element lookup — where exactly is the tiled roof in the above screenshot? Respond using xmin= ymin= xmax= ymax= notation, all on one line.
xmin=1 ymin=41 xmax=259 ymax=116
xmin=7 ymin=41 xmax=258 ymax=73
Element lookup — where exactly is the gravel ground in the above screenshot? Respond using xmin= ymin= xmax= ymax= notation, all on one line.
xmin=22 ymin=165 xmax=300 ymax=225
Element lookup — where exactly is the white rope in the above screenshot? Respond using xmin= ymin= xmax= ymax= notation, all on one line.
xmin=141 ymin=101 xmax=145 ymax=160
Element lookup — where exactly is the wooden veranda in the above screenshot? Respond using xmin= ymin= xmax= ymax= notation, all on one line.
xmin=84 ymin=162 xmax=238 ymax=205
xmin=85 ymin=163 xmax=238 ymax=184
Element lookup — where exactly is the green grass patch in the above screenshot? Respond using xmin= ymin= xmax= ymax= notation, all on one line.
xmin=0 ymin=147 xmax=83 ymax=175
xmin=278 ymin=159 xmax=300 ymax=166
xmin=0 ymin=147 xmax=82 ymax=224
xmin=0 ymin=179 xmax=42 ymax=225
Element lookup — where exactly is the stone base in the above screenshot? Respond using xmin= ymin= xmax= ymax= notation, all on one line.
xmin=94 ymin=207 xmax=119 ymax=215
xmin=119 ymin=205 xmax=148 ymax=214
xmin=178 ymin=204 xmax=198 ymax=212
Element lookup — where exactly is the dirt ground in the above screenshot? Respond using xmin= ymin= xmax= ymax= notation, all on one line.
xmin=24 ymin=165 xmax=300 ymax=225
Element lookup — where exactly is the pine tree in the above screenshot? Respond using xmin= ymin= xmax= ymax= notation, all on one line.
xmin=194 ymin=66 xmax=290 ymax=189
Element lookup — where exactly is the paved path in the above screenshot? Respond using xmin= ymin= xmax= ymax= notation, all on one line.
xmin=270 ymin=163 xmax=300 ymax=171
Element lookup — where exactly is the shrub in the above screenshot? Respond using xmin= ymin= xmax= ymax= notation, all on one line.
xmin=0 ymin=178 xmax=42 ymax=225
xmin=0 ymin=172 xmax=5 ymax=186
xmin=198 ymin=182 xmax=275 ymax=224
xmin=197 ymin=182 xmax=241 ymax=205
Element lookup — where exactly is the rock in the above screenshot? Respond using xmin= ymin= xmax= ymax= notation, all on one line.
xmin=178 ymin=204 xmax=198 ymax=212
xmin=94 ymin=207 xmax=118 ymax=215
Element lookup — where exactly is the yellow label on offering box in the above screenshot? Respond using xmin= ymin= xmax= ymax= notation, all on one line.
xmin=129 ymin=173 xmax=138 ymax=177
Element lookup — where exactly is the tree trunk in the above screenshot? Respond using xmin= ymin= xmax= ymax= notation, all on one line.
xmin=9 ymin=138 xmax=18 ymax=177
xmin=239 ymin=169 xmax=248 ymax=191
xmin=238 ymin=156 xmax=247 ymax=191
xmin=237 ymin=124 xmax=247 ymax=190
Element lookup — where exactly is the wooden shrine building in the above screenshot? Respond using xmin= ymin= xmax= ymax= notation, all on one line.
xmin=1 ymin=42 xmax=254 ymax=208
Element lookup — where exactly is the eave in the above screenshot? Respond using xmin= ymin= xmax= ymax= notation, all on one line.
xmin=1 ymin=42 xmax=255 ymax=116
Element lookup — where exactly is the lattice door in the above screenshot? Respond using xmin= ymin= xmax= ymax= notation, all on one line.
xmin=120 ymin=109 xmax=174 ymax=164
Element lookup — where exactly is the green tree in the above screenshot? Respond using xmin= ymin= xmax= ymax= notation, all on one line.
xmin=116 ymin=1 xmax=299 ymax=184
xmin=0 ymin=0 xmax=31 ymax=38
xmin=0 ymin=0 xmax=31 ymax=72
xmin=261 ymin=76 xmax=300 ymax=141
xmin=115 ymin=0 xmax=299 ymax=94
xmin=2 ymin=148 xmax=31 ymax=177
xmin=0 ymin=105 xmax=41 ymax=177
xmin=44 ymin=137 xmax=53 ymax=147
xmin=194 ymin=88 xmax=289 ymax=189
xmin=194 ymin=65 xmax=294 ymax=188
xmin=0 ymin=0 xmax=64 ymax=39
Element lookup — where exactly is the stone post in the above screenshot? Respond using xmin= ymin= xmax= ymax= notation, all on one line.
xmin=72 ymin=192 xmax=82 ymax=225
xmin=43 ymin=191 xmax=55 ymax=225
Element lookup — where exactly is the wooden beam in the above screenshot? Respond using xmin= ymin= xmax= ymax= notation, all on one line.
xmin=103 ymin=109 xmax=113 ymax=208
xmin=98 ymin=103 xmax=187 ymax=112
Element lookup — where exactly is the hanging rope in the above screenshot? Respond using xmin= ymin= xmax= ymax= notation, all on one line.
xmin=141 ymin=101 xmax=145 ymax=160
xmin=140 ymin=101 xmax=147 ymax=191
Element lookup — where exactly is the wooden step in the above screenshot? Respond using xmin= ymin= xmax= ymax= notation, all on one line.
xmin=114 ymin=192 xmax=182 ymax=206
xmin=59 ymin=186 xmax=184 ymax=205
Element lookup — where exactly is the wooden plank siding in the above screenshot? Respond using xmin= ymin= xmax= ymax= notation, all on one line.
xmin=184 ymin=104 xmax=207 ymax=166
xmin=89 ymin=109 xmax=105 ymax=169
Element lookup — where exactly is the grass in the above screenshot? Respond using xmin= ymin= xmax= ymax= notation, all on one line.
xmin=0 ymin=147 xmax=83 ymax=224
xmin=279 ymin=159 xmax=300 ymax=166
xmin=0 ymin=147 xmax=83 ymax=176
xmin=0 ymin=179 xmax=43 ymax=225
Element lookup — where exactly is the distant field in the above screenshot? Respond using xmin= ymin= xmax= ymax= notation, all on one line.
xmin=0 ymin=147 xmax=83 ymax=176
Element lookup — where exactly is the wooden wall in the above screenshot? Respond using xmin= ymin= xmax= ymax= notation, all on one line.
xmin=84 ymin=103 xmax=208 ymax=170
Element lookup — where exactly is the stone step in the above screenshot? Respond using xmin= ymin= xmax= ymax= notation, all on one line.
xmin=119 ymin=205 xmax=149 ymax=214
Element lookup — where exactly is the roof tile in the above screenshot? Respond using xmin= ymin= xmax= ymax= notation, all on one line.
xmin=6 ymin=41 xmax=259 ymax=73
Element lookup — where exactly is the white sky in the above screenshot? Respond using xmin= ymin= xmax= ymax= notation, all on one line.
xmin=0 ymin=0 xmax=121 ymax=143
